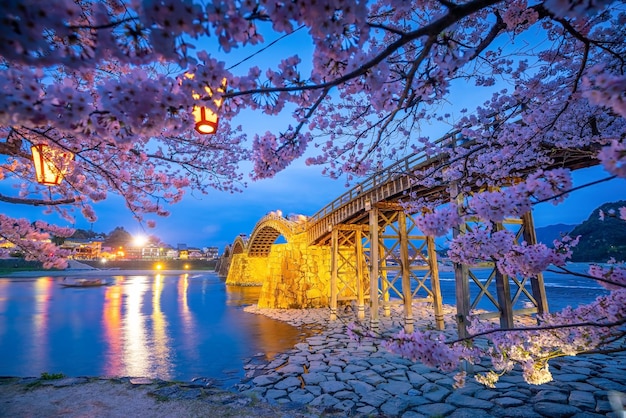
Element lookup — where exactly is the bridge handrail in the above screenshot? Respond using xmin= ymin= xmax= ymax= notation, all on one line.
xmin=305 ymin=105 xmax=524 ymax=226
xmin=251 ymin=212 xmax=291 ymax=233
xmin=306 ymin=130 xmax=459 ymax=224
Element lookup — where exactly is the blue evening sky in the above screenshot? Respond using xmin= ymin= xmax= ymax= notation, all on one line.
xmin=3 ymin=139 xmax=622 ymax=251
xmin=2 ymin=19 xmax=625 ymax=250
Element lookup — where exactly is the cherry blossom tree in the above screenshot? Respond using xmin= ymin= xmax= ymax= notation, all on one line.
xmin=1 ymin=0 xmax=625 ymax=384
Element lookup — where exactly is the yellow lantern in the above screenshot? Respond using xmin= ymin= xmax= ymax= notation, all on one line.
xmin=31 ymin=144 xmax=74 ymax=186
xmin=185 ymin=74 xmax=227 ymax=135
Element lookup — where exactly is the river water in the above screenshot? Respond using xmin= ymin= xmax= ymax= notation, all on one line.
xmin=0 ymin=264 xmax=610 ymax=388
xmin=434 ymin=262 xmax=610 ymax=313
xmin=0 ymin=272 xmax=305 ymax=388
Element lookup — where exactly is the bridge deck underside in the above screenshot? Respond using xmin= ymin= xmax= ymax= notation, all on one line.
xmin=248 ymin=227 xmax=281 ymax=257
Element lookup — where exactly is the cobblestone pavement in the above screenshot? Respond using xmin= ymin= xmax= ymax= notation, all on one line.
xmin=234 ymin=304 xmax=626 ymax=417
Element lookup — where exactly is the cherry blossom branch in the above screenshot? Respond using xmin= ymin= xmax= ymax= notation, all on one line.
xmin=0 ymin=194 xmax=76 ymax=206
xmin=228 ymin=0 xmax=504 ymax=99
xmin=533 ymin=174 xmax=616 ymax=205
xmin=67 ymin=17 xmax=137 ymax=31
xmin=546 ymin=265 xmax=626 ymax=289
xmin=449 ymin=317 xmax=626 ymax=346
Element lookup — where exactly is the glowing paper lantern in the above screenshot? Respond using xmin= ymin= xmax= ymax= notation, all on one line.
xmin=185 ymin=74 xmax=227 ymax=135
xmin=31 ymin=144 xmax=74 ymax=186
xmin=193 ymin=104 xmax=220 ymax=134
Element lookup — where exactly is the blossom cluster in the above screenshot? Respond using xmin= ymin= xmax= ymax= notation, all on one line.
xmin=588 ymin=262 xmax=626 ymax=290
xmin=583 ymin=65 xmax=626 ymax=119
xmin=0 ymin=215 xmax=73 ymax=269
xmin=381 ymin=329 xmax=480 ymax=373
xmin=597 ymin=140 xmax=626 ymax=179
xmin=413 ymin=204 xmax=462 ymax=237
xmin=467 ymin=284 xmax=626 ymax=387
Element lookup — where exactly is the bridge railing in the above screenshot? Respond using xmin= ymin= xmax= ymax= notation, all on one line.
xmin=306 ymin=130 xmax=461 ymax=226
xmin=305 ymin=105 xmax=527 ymax=234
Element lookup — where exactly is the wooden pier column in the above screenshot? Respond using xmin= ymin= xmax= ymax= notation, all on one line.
xmin=522 ymin=211 xmax=549 ymax=317
xmin=369 ymin=207 xmax=380 ymax=329
xmin=427 ymin=236 xmax=445 ymax=331
xmin=382 ymin=257 xmax=391 ymax=317
xmin=494 ymin=222 xmax=514 ymax=329
xmin=399 ymin=211 xmax=414 ymax=333
xmin=330 ymin=227 xmax=338 ymax=321
xmin=452 ymin=187 xmax=471 ymax=338
xmin=356 ymin=231 xmax=365 ymax=320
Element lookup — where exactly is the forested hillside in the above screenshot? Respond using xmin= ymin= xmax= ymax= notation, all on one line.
xmin=569 ymin=201 xmax=626 ymax=262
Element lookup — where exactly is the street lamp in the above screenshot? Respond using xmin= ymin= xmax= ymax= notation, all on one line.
xmin=31 ymin=144 xmax=74 ymax=186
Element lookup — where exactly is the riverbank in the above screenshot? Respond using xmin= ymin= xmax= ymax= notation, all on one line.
xmin=238 ymin=304 xmax=626 ymax=417
xmin=1 ymin=268 xmax=206 ymax=278
xmin=0 ymin=259 xmax=214 ymax=278
xmin=0 ymin=376 xmax=296 ymax=418
xmin=0 ymin=258 xmax=217 ymax=276
xmin=2 ymin=302 xmax=625 ymax=417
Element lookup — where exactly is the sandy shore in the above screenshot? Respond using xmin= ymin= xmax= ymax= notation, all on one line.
xmin=0 ymin=376 xmax=305 ymax=418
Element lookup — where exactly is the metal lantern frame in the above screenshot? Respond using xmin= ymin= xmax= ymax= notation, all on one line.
xmin=185 ymin=74 xmax=227 ymax=135
xmin=31 ymin=144 xmax=74 ymax=186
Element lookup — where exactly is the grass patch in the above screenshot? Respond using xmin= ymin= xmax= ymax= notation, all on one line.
xmin=40 ymin=372 xmax=65 ymax=380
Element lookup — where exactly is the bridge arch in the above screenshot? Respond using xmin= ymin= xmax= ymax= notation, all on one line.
xmin=247 ymin=213 xmax=297 ymax=257
xmin=231 ymin=235 xmax=247 ymax=255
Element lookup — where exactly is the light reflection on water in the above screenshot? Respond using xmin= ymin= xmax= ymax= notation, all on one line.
xmin=0 ymin=272 xmax=306 ymax=388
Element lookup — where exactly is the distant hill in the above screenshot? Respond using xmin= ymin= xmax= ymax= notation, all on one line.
xmin=535 ymin=223 xmax=576 ymax=246
xmin=569 ymin=201 xmax=626 ymax=262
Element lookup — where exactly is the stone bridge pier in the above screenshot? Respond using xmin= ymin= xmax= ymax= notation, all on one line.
xmin=224 ymin=214 xmax=333 ymax=308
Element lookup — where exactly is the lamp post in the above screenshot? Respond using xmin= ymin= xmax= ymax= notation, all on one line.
xmin=30 ymin=144 xmax=74 ymax=186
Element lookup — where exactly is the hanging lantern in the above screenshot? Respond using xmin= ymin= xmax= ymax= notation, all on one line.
xmin=185 ymin=74 xmax=227 ymax=135
xmin=31 ymin=144 xmax=74 ymax=186
xmin=192 ymin=104 xmax=220 ymax=135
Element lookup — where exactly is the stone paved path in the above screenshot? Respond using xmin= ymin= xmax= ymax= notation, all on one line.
xmin=235 ymin=303 xmax=626 ymax=417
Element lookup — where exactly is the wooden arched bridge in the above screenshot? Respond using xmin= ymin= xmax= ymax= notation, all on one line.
xmin=217 ymin=124 xmax=598 ymax=335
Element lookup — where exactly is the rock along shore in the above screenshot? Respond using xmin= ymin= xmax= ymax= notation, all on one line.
xmin=235 ymin=303 xmax=626 ymax=418
xmin=2 ymin=302 xmax=625 ymax=417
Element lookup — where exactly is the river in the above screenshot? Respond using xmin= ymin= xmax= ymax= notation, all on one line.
xmin=0 ymin=272 xmax=305 ymax=388
xmin=0 ymin=263 xmax=610 ymax=388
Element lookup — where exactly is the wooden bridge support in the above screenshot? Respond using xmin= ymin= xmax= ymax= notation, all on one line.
xmin=367 ymin=202 xmax=444 ymax=333
xmin=453 ymin=210 xmax=549 ymax=336
xmin=329 ymin=225 xmax=370 ymax=321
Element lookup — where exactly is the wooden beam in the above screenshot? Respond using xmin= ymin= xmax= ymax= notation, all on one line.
xmin=522 ymin=211 xmax=549 ymax=317
xmin=427 ymin=236 xmax=445 ymax=331
xmin=356 ymin=230 xmax=365 ymax=320
xmin=369 ymin=207 xmax=380 ymax=329
xmin=330 ymin=227 xmax=338 ymax=321
xmin=494 ymin=222 xmax=514 ymax=329
xmin=399 ymin=211 xmax=414 ymax=333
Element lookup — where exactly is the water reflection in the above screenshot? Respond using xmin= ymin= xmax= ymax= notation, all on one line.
xmin=0 ymin=273 xmax=306 ymax=387
xmin=226 ymin=285 xmax=311 ymax=360
xmin=123 ymin=276 xmax=150 ymax=377
xmin=226 ymin=284 xmax=262 ymax=307
xmin=151 ymin=274 xmax=172 ymax=378
xmin=31 ymin=278 xmax=52 ymax=373
xmin=102 ymin=283 xmax=123 ymax=375
xmin=178 ymin=274 xmax=199 ymax=365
